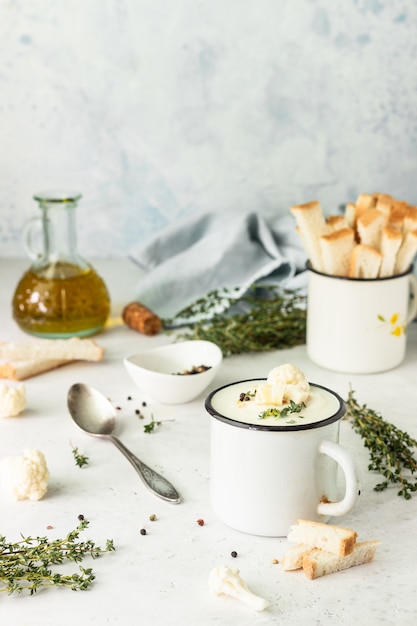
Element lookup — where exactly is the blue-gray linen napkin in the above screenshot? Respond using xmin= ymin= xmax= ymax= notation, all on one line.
xmin=128 ymin=209 xmax=308 ymax=321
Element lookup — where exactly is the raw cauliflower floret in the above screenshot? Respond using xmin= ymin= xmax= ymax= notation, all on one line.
xmin=0 ymin=382 xmax=26 ymax=417
xmin=208 ymin=565 xmax=269 ymax=611
xmin=255 ymin=363 xmax=310 ymax=406
xmin=1 ymin=449 xmax=49 ymax=501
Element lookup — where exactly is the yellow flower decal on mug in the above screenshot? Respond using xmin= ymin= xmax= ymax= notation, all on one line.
xmin=377 ymin=312 xmax=405 ymax=337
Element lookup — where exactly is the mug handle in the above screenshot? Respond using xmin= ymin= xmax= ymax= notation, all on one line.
xmin=406 ymin=274 xmax=417 ymax=324
xmin=316 ymin=440 xmax=360 ymax=517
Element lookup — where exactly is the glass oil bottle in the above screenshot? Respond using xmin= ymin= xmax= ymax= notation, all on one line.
xmin=12 ymin=191 xmax=110 ymax=338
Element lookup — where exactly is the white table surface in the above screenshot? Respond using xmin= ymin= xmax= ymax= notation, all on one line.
xmin=1 ymin=258 xmax=417 ymax=625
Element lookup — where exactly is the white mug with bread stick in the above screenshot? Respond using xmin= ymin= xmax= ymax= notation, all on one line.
xmin=205 ymin=365 xmax=359 ymax=537
xmin=291 ymin=194 xmax=417 ymax=374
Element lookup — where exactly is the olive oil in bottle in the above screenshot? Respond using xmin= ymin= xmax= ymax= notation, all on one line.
xmin=12 ymin=192 xmax=110 ymax=338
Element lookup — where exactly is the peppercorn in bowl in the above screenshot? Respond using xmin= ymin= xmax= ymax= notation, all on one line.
xmin=123 ymin=340 xmax=223 ymax=404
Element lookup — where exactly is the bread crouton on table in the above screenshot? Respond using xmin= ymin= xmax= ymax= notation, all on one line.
xmin=281 ymin=519 xmax=380 ymax=580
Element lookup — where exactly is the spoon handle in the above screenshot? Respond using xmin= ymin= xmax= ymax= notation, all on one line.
xmin=109 ymin=435 xmax=181 ymax=503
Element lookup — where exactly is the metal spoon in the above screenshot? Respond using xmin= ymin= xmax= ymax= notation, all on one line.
xmin=67 ymin=383 xmax=181 ymax=504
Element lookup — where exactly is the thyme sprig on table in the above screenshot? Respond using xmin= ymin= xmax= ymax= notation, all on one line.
xmin=71 ymin=444 xmax=89 ymax=468
xmin=143 ymin=414 xmax=175 ymax=434
xmin=0 ymin=519 xmax=115 ymax=595
xmin=164 ymin=285 xmax=307 ymax=356
xmin=143 ymin=414 xmax=162 ymax=433
xmin=345 ymin=389 xmax=417 ymax=499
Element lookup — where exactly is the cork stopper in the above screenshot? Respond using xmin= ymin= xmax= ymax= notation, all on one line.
xmin=122 ymin=302 xmax=162 ymax=336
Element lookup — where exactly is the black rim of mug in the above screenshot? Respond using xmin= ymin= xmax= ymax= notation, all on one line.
xmin=306 ymin=260 xmax=413 ymax=282
xmin=205 ymin=380 xmax=346 ymax=432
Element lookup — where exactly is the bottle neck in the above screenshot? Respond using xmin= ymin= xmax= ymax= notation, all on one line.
xmin=37 ymin=200 xmax=87 ymax=271
xmin=43 ymin=203 xmax=73 ymax=257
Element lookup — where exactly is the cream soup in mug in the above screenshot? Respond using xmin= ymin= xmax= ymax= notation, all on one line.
xmin=208 ymin=379 xmax=342 ymax=429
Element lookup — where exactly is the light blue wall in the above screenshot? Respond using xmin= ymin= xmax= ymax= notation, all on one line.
xmin=1 ymin=0 xmax=416 ymax=257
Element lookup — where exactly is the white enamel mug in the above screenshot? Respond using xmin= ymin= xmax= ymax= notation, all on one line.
xmin=205 ymin=380 xmax=359 ymax=537
xmin=307 ymin=263 xmax=417 ymax=374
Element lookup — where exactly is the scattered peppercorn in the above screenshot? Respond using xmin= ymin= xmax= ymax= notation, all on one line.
xmin=140 ymin=528 xmax=147 ymax=535
xmin=239 ymin=391 xmax=255 ymax=402
xmin=196 ymin=518 xmax=205 ymax=526
xmin=149 ymin=514 xmax=157 ymax=521
xmin=127 ymin=396 xmax=132 ymax=401
xmin=142 ymin=401 xmax=147 ymax=407
xmin=78 ymin=514 xmax=85 ymax=521
xmin=231 ymin=551 xmax=238 ymax=558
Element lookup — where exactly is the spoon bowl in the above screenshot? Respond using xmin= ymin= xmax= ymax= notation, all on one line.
xmin=69 ymin=384 xmax=116 ymax=435
xmin=67 ymin=383 xmax=181 ymax=503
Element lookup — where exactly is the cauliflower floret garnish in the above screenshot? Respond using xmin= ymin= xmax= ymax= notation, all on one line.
xmin=0 ymin=382 xmax=26 ymax=417
xmin=208 ymin=565 xmax=269 ymax=611
xmin=254 ymin=363 xmax=310 ymax=406
xmin=1 ymin=449 xmax=49 ymax=501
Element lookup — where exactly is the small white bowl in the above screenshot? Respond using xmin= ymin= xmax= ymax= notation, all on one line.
xmin=123 ymin=340 xmax=223 ymax=404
